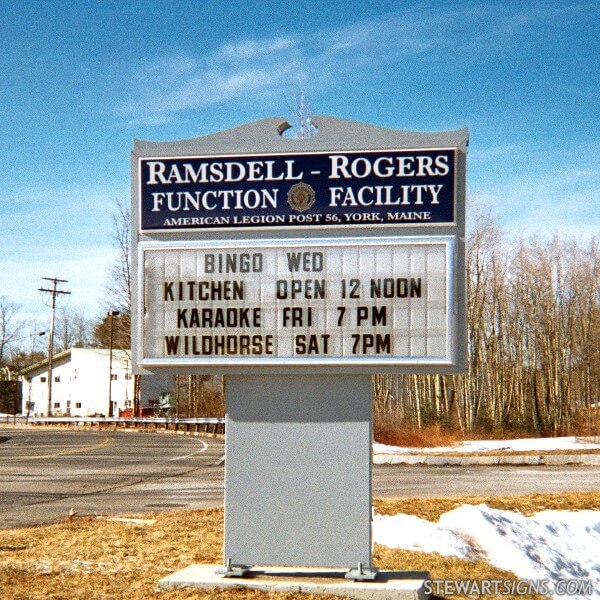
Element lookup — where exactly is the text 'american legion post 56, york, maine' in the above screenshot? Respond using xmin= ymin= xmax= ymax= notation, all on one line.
xmin=139 ymin=148 xmax=456 ymax=231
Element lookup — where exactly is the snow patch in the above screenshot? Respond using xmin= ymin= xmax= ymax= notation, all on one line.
xmin=373 ymin=505 xmax=600 ymax=599
xmin=374 ymin=436 xmax=600 ymax=455
xmin=373 ymin=513 xmax=474 ymax=558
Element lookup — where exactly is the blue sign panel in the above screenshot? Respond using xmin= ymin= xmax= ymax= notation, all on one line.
xmin=139 ymin=149 xmax=455 ymax=231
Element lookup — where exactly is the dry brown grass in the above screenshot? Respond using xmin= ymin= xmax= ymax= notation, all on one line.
xmin=374 ymin=490 xmax=600 ymax=519
xmin=373 ymin=422 xmax=544 ymax=448
xmin=2 ymin=491 xmax=599 ymax=599
xmin=374 ymin=423 xmax=463 ymax=447
xmin=0 ymin=509 xmax=326 ymax=600
xmin=416 ymin=449 xmax=600 ymax=456
xmin=373 ymin=422 xmax=600 ymax=454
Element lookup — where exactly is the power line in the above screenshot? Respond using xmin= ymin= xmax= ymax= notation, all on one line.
xmin=38 ymin=278 xmax=71 ymax=417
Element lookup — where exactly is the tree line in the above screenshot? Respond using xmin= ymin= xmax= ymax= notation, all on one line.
xmin=374 ymin=211 xmax=599 ymax=436
xmin=3 ymin=200 xmax=598 ymax=433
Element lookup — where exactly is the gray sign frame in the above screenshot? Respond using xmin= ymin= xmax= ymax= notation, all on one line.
xmin=131 ymin=116 xmax=468 ymax=376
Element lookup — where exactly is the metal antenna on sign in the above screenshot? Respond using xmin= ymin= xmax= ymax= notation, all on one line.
xmin=281 ymin=70 xmax=318 ymax=139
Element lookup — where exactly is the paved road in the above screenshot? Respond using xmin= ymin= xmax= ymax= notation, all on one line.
xmin=0 ymin=427 xmax=224 ymax=529
xmin=1 ymin=427 xmax=599 ymax=529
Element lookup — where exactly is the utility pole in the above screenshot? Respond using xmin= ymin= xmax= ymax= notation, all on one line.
xmin=107 ymin=310 xmax=120 ymax=417
xmin=38 ymin=278 xmax=71 ymax=417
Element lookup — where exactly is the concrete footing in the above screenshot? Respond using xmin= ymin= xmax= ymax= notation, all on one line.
xmin=158 ymin=564 xmax=431 ymax=599
xmin=374 ymin=452 xmax=600 ymax=466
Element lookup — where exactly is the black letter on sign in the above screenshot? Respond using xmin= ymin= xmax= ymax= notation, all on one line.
xmin=165 ymin=336 xmax=180 ymax=355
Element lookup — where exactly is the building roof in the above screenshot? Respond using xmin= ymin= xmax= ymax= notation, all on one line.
xmin=19 ymin=348 xmax=132 ymax=377
xmin=19 ymin=350 xmax=72 ymax=377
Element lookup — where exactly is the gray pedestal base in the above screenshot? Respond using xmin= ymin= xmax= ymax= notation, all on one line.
xmin=224 ymin=375 xmax=373 ymax=569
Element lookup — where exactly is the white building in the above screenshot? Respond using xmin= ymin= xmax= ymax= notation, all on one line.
xmin=20 ymin=348 xmax=170 ymax=417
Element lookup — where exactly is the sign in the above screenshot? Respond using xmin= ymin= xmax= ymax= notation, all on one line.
xmin=132 ymin=116 xmax=468 ymax=374
xmin=139 ymin=148 xmax=456 ymax=231
xmin=133 ymin=117 xmax=468 ymax=577
xmin=139 ymin=238 xmax=454 ymax=367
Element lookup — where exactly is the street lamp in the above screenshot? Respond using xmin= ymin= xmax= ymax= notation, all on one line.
xmin=12 ymin=330 xmax=47 ymax=344
xmin=107 ymin=310 xmax=120 ymax=417
xmin=7 ymin=330 xmax=47 ymax=375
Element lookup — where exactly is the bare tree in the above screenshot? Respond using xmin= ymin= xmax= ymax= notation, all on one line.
xmin=98 ymin=199 xmax=134 ymax=345
xmin=374 ymin=221 xmax=600 ymax=438
xmin=55 ymin=307 xmax=93 ymax=352
xmin=100 ymin=198 xmax=149 ymax=412
xmin=0 ymin=297 xmax=23 ymax=366
xmin=172 ymin=375 xmax=224 ymax=418
xmin=104 ymin=198 xmax=132 ymax=314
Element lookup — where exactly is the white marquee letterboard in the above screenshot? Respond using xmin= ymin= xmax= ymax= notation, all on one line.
xmin=139 ymin=238 xmax=453 ymax=367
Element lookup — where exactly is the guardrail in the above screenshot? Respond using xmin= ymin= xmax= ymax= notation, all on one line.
xmin=1 ymin=413 xmax=27 ymax=425
xmin=25 ymin=416 xmax=225 ymax=434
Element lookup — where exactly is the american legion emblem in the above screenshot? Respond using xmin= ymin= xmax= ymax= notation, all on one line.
xmin=287 ymin=182 xmax=316 ymax=213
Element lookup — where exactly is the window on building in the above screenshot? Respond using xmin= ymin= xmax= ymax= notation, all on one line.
xmin=111 ymin=374 xmax=118 ymax=381
xmin=54 ymin=376 xmax=60 ymax=382
xmin=125 ymin=373 xmax=133 ymax=380
xmin=40 ymin=376 xmax=47 ymax=383
xmin=53 ymin=402 xmax=60 ymax=408
xmin=75 ymin=402 xmax=82 ymax=409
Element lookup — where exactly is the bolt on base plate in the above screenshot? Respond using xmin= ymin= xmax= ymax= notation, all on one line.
xmin=345 ymin=562 xmax=379 ymax=581
xmin=216 ymin=558 xmax=251 ymax=578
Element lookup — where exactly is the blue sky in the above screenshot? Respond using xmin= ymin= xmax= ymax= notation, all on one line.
xmin=1 ymin=0 xmax=598 ymax=322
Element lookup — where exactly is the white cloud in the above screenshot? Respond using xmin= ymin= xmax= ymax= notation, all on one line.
xmin=0 ymin=185 xmax=127 ymax=320
xmin=123 ymin=113 xmax=175 ymax=127
xmin=218 ymin=37 xmax=298 ymax=61
xmin=117 ymin=4 xmax=586 ymax=125
xmin=116 ymin=49 xmax=298 ymax=125
xmin=470 ymin=144 xmax=522 ymax=161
